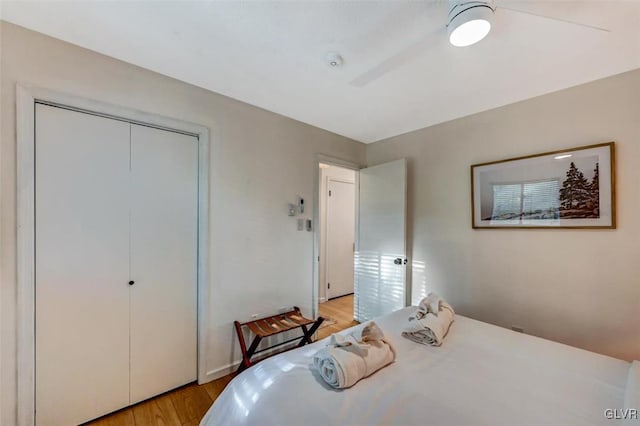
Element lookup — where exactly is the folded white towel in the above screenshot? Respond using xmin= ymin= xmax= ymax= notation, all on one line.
xmin=413 ymin=293 xmax=443 ymax=320
xmin=403 ymin=296 xmax=455 ymax=346
xmin=313 ymin=322 xmax=396 ymax=389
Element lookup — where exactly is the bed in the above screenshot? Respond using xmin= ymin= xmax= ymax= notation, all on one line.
xmin=201 ymin=307 xmax=638 ymax=425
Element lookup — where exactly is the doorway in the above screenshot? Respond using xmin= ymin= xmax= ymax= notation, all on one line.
xmin=312 ymin=156 xmax=408 ymax=335
xmin=317 ymin=162 xmax=357 ymax=327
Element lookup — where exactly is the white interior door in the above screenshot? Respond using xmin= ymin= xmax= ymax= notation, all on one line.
xmin=35 ymin=104 xmax=131 ymax=425
xmin=129 ymin=124 xmax=198 ymax=403
xmin=326 ymin=179 xmax=355 ymax=299
xmin=355 ymin=159 xmax=407 ymax=322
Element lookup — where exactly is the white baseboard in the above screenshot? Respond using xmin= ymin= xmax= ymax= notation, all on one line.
xmin=202 ymin=340 xmax=302 ymax=383
xmin=203 ymin=361 xmax=241 ymax=383
xmin=319 ymin=297 xmax=326 ymax=303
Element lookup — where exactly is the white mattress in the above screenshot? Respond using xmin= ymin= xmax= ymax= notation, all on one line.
xmin=201 ymin=307 xmax=631 ymax=425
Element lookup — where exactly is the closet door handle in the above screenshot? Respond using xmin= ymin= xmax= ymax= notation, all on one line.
xmin=129 ymin=280 xmax=135 ymax=286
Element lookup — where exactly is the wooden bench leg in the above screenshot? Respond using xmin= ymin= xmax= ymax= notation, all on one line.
xmin=237 ymin=335 xmax=262 ymax=373
xmin=235 ymin=320 xmax=263 ymax=373
xmin=298 ymin=317 xmax=325 ymax=347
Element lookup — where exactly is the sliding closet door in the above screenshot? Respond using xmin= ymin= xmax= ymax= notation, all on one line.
xmin=35 ymin=104 xmax=131 ymax=425
xmin=129 ymin=124 xmax=198 ymax=403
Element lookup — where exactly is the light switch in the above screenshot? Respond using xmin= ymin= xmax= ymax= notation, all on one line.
xmin=297 ymin=219 xmax=304 ymax=231
xmin=306 ymin=219 xmax=313 ymax=231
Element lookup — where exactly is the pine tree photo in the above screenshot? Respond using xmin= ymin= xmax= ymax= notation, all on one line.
xmin=559 ymin=161 xmax=600 ymax=218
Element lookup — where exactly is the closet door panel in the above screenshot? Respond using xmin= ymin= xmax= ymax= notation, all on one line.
xmin=129 ymin=124 xmax=198 ymax=403
xmin=35 ymin=105 xmax=131 ymax=425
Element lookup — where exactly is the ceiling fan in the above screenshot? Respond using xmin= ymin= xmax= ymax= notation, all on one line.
xmin=349 ymin=0 xmax=611 ymax=87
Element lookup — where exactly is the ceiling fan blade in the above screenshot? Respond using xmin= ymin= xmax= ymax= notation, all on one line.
xmin=498 ymin=6 xmax=611 ymax=32
xmin=350 ymin=34 xmax=437 ymax=87
xmin=345 ymin=1 xmax=442 ymax=53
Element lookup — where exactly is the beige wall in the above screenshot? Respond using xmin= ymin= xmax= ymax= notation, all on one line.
xmin=0 ymin=21 xmax=365 ymax=424
xmin=367 ymin=68 xmax=640 ymax=363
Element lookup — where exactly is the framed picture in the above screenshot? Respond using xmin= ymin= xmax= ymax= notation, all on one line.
xmin=471 ymin=142 xmax=615 ymax=229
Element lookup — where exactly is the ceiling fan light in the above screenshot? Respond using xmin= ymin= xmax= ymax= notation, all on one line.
xmin=449 ymin=19 xmax=491 ymax=47
xmin=447 ymin=3 xmax=494 ymax=47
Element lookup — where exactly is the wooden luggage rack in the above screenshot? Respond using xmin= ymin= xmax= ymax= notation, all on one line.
xmin=234 ymin=307 xmax=324 ymax=372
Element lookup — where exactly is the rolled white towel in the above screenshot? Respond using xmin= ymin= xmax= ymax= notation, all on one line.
xmin=403 ymin=300 xmax=455 ymax=346
xmin=313 ymin=322 xmax=396 ymax=389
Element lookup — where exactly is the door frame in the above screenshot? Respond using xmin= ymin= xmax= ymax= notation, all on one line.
xmin=16 ymin=84 xmax=212 ymax=426
xmin=325 ymin=177 xmax=356 ymax=301
xmin=311 ymin=155 xmax=361 ymax=319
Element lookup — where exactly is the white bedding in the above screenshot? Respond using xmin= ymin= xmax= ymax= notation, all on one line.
xmin=201 ymin=307 xmax=632 ymax=425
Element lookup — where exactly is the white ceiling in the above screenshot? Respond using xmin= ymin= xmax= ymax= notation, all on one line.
xmin=2 ymin=1 xmax=640 ymax=143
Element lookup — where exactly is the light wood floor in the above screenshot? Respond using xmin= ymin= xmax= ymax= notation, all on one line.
xmin=317 ymin=293 xmax=359 ymax=340
xmin=88 ymin=295 xmax=356 ymax=425
xmin=86 ymin=376 xmax=232 ymax=426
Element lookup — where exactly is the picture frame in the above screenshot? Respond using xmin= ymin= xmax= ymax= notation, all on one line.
xmin=471 ymin=142 xmax=615 ymax=229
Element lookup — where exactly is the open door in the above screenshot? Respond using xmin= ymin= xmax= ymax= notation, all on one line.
xmin=355 ymin=159 xmax=407 ymax=322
